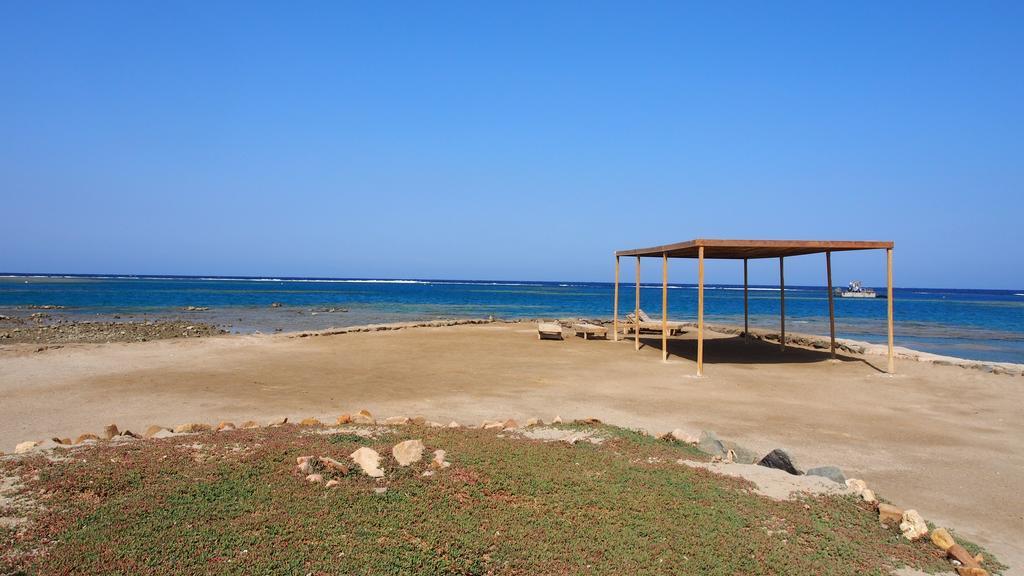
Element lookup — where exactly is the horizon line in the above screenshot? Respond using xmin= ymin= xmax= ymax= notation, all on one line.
xmin=1 ymin=272 xmax=1020 ymax=293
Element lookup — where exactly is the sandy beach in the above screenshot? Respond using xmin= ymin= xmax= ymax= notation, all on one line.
xmin=2 ymin=321 xmax=1021 ymax=570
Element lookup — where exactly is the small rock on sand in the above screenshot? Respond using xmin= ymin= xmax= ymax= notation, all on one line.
xmin=350 ymin=447 xmax=384 ymax=478
xmin=336 ymin=414 xmax=352 ymax=425
xmin=216 ymin=422 xmax=236 ymax=432
xmin=15 ymin=441 xmax=39 ymax=454
xmin=757 ymin=449 xmax=800 ymax=475
xmin=698 ymin=430 xmax=727 ymax=457
xmin=899 ymin=509 xmax=929 ymax=541
xmin=325 ymin=479 xmax=340 ymax=488
xmin=352 ymin=410 xmax=375 ymax=425
xmin=174 ymin=423 xmax=212 ymax=434
xmin=300 ymin=417 xmax=322 ymax=427
xmin=931 ymin=527 xmax=956 ymax=551
xmin=663 ymin=429 xmax=698 ymax=443
xmin=392 ymin=439 xmax=426 ymax=466
xmin=144 ymin=425 xmax=167 ymax=438
xmin=75 ymin=433 xmax=100 ymax=444
xmin=383 ymin=416 xmax=410 ymax=425
xmin=447 ymin=421 xmax=461 ymax=428
xmin=722 ymin=441 xmax=759 ymax=464
xmin=319 ymin=456 xmax=350 ymax=475
xmin=805 ymin=466 xmax=846 ymax=485
xmin=103 ymin=424 xmax=120 ymax=440
xmin=845 ymin=478 xmax=868 ymax=495
xmin=525 ymin=417 xmax=542 ymax=427
xmin=878 ymin=503 xmax=903 ymax=526
xmin=431 ymin=449 xmax=451 ymax=469
xmin=305 ymin=473 xmax=324 ymax=483
xmin=948 ymin=544 xmax=983 ymax=568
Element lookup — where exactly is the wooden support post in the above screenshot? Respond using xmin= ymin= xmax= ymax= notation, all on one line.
xmin=613 ymin=256 xmax=620 ymax=342
xmin=887 ymin=248 xmax=895 ymax=374
xmin=662 ymin=253 xmax=668 ymax=362
xmin=826 ymin=251 xmax=836 ymax=359
xmin=635 ymin=257 xmax=641 ymax=351
xmin=743 ymin=258 xmax=749 ymax=344
xmin=697 ymin=246 xmax=705 ymax=376
xmin=779 ymin=257 xmax=785 ymax=352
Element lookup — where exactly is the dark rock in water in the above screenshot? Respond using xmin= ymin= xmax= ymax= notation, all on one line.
xmin=757 ymin=449 xmax=801 ymax=475
xmin=698 ymin=430 xmax=726 ymax=457
xmin=805 ymin=465 xmax=846 ymax=484
xmin=722 ymin=441 xmax=759 ymax=464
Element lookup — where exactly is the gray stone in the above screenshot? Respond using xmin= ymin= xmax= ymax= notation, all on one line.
xmin=757 ymin=448 xmax=801 ymax=475
xmin=697 ymin=430 xmax=726 ymax=457
xmin=805 ymin=466 xmax=846 ymax=485
xmin=722 ymin=441 xmax=758 ymax=464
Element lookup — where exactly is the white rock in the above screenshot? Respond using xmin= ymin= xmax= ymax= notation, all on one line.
xmin=306 ymin=473 xmax=324 ymax=483
xmin=15 ymin=441 xmax=39 ymax=454
xmin=861 ymin=488 xmax=877 ymax=503
xmin=900 ymin=509 xmax=929 ymax=541
xmin=447 ymin=421 xmax=461 ymax=428
xmin=383 ymin=416 xmax=410 ymax=425
xmin=352 ymin=410 xmax=375 ymax=425
xmin=392 ymin=439 xmax=426 ymax=466
xmin=552 ymin=415 xmax=562 ymax=424
xmin=325 ymin=479 xmax=340 ymax=488
xmin=525 ymin=417 xmax=543 ymax=427
xmin=668 ymin=429 xmax=698 ymax=443
xmin=431 ymin=449 xmax=451 ymax=469
xmin=845 ymin=478 xmax=868 ymax=495
xmin=350 ymin=447 xmax=385 ymax=478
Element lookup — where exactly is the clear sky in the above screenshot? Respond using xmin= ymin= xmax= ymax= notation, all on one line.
xmin=1 ymin=2 xmax=1021 ymax=288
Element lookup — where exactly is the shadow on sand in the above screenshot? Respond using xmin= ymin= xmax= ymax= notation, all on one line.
xmin=628 ymin=333 xmax=887 ymax=373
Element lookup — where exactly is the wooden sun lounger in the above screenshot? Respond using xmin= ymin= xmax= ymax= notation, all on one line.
xmin=572 ymin=323 xmax=608 ymax=340
xmin=623 ymin=309 xmax=687 ymax=336
xmin=537 ymin=322 xmax=564 ymax=340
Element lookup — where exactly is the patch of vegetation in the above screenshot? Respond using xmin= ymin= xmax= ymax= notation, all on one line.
xmin=0 ymin=424 xmax=1002 ymax=575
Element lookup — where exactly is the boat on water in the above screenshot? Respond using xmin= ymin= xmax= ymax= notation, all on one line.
xmin=837 ymin=280 xmax=878 ymax=298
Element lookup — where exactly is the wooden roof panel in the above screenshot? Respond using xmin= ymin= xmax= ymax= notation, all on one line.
xmin=616 ymin=239 xmax=893 ymax=259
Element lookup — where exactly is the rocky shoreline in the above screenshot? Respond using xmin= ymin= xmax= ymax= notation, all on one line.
xmin=0 ymin=314 xmax=225 ymax=345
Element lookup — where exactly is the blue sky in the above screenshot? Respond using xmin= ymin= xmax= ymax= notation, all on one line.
xmin=1 ymin=2 xmax=1021 ymax=288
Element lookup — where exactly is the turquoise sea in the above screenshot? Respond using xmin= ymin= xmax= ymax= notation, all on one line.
xmin=1 ymin=274 xmax=1022 ymax=364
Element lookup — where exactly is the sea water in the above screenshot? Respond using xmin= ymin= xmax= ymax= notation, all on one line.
xmin=1 ymin=274 xmax=1022 ymax=364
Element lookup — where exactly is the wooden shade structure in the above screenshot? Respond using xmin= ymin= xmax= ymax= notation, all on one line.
xmin=612 ymin=239 xmax=895 ymax=376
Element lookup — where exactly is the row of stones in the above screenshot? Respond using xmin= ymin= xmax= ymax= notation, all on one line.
xmin=664 ymin=428 xmax=994 ymax=576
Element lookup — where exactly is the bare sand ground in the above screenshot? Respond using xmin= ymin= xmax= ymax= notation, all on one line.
xmin=1 ymin=322 xmax=1021 ymax=571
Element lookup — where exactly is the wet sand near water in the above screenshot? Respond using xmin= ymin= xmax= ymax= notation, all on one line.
xmin=1 ymin=322 xmax=1021 ymax=571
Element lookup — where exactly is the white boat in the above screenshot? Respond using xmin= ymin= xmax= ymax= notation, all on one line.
xmin=837 ymin=280 xmax=877 ymax=298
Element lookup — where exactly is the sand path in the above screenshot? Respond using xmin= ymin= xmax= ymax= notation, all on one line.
xmin=1 ymin=322 xmax=1021 ymax=571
